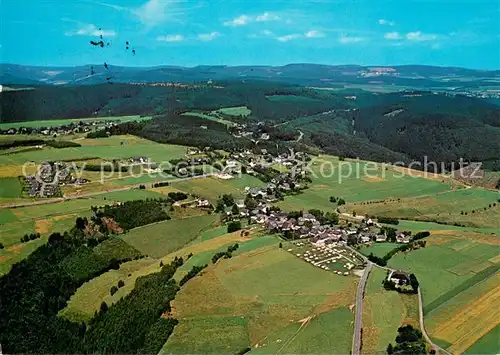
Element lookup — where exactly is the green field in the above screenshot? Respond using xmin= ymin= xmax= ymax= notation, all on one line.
xmin=215 ymin=106 xmax=251 ymax=117
xmin=387 ymin=236 xmax=500 ymax=313
xmin=251 ymin=307 xmax=354 ymax=354
xmin=0 ymin=177 xmax=22 ymax=198
xmin=0 ymin=115 xmax=153 ymax=130
xmin=98 ymin=188 xmax=167 ymax=202
xmin=0 ymin=135 xmax=187 ymax=165
xmin=162 ymin=245 xmax=357 ymax=354
xmin=362 ymin=267 xmax=419 ymax=355
xmin=276 ymin=157 xmax=453 ymax=211
xmin=120 ymin=214 xmax=218 ymax=257
xmin=383 ymin=219 xmax=499 ymax=234
xmin=170 ymin=175 xmax=264 ymax=203
xmin=464 ymin=326 xmax=500 ymax=355
xmin=181 ymin=112 xmax=236 ymax=127
xmin=349 ymin=187 xmax=500 ymax=231
xmin=360 ymin=243 xmax=400 ymax=258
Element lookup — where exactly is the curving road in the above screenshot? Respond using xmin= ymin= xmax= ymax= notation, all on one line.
xmin=0 ymin=173 xmax=216 ymax=209
xmin=352 ymin=261 xmax=373 ymax=355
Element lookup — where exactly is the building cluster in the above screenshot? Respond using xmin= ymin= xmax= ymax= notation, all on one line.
xmin=235 ymin=207 xmax=413 ymax=247
xmin=25 ymin=162 xmax=88 ymax=197
xmin=1 ymin=120 xmax=118 ymax=137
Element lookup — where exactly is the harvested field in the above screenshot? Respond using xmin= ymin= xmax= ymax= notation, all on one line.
xmin=433 ymin=282 xmax=500 ymax=354
xmin=428 ymin=272 xmax=500 ymax=354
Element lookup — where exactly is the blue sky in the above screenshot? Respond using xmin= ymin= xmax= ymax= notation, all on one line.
xmin=1 ymin=0 xmax=499 ymax=69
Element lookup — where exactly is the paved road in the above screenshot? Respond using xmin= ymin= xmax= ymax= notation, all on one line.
xmin=352 ymin=261 xmax=373 ymax=355
xmin=0 ymin=173 xmax=216 ymax=209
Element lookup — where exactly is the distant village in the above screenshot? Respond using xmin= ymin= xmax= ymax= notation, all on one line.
xmin=0 ymin=120 xmax=119 ymax=137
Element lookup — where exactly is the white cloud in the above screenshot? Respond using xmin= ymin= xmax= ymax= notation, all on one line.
xmin=157 ymin=34 xmax=184 ymax=42
xmin=95 ymin=0 xmax=190 ymax=28
xmin=304 ymin=30 xmax=325 ymax=38
xmin=378 ymin=19 xmax=395 ymax=26
xmin=224 ymin=12 xmax=280 ymax=26
xmin=198 ymin=32 xmax=220 ymax=41
xmin=224 ymin=15 xmax=250 ymax=27
xmin=65 ymin=24 xmax=116 ymax=37
xmin=406 ymin=31 xmax=437 ymax=41
xmin=134 ymin=0 xmax=173 ymax=27
xmin=256 ymin=12 xmax=280 ymax=22
xmin=338 ymin=35 xmax=364 ymax=44
xmin=384 ymin=31 xmax=401 ymax=40
xmin=261 ymin=30 xmax=274 ymax=36
xmin=276 ymin=34 xmax=301 ymax=42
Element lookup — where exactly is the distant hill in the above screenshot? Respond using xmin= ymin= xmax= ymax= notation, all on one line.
xmin=1 ymin=79 xmax=499 ymax=171
xmin=1 ymin=63 xmax=499 ymax=91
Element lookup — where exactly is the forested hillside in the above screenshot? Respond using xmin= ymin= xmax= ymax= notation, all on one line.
xmin=1 ymin=82 xmax=499 ymax=170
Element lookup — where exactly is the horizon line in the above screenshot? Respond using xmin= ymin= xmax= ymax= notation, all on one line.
xmin=1 ymin=62 xmax=498 ymax=72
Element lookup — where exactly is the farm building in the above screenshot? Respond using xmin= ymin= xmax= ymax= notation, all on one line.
xmin=387 ymin=270 xmax=410 ymax=285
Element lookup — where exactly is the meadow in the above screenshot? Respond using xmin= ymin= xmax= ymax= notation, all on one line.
xmin=215 ymin=106 xmax=251 ymax=117
xmin=0 ymin=115 xmax=152 ymax=130
xmin=0 ymin=177 xmax=22 ymax=198
xmin=276 ymin=157 xmax=454 ymax=211
xmin=181 ymin=112 xmax=236 ymax=127
xmin=0 ymin=135 xmax=187 ymax=165
xmin=59 ymin=257 xmax=158 ymax=323
xmin=362 ymin=267 xmax=419 ymax=355
xmin=119 ymin=214 xmax=219 ymax=257
xmin=162 ymin=245 xmax=357 ymax=354
xmin=464 ymin=326 xmax=500 ymax=355
xmin=347 ymin=187 xmax=500 ymax=231
xmin=359 ymin=243 xmax=400 ymax=258
xmin=170 ymin=175 xmax=264 ymax=203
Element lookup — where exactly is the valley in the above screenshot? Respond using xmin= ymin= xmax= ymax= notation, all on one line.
xmin=1 ymin=66 xmax=499 ymax=355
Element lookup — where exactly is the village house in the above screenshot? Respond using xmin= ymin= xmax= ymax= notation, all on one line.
xmin=359 ymin=233 xmax=373 ymax=244
xmin=235 ymin=199 xmax=245 ymax=208
xmin=197 ymin=199 xmax=211 ymax=207
xmin=396 ymin=231 xmax=412 ymax=243
xmin=131 ymin=156 xmax=148 ymax=164
xmin=387 ymin=270 xmax=411 ymax=286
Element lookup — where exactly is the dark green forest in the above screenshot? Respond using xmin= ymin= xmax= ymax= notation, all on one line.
xmin=1 ymin=82 xmax=499 ymax=170
xmin=0 ymin=228 xmax=186 ymax=354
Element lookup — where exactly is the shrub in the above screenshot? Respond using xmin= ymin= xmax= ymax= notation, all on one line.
xmin=110 ymin=286 xmax=118 ymax=296
xmin=227 ymin=221 xmax=242 ymax=233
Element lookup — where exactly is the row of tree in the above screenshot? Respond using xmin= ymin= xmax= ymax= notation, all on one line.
xmin=212 ymin=243 xmax=240 ymax=264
